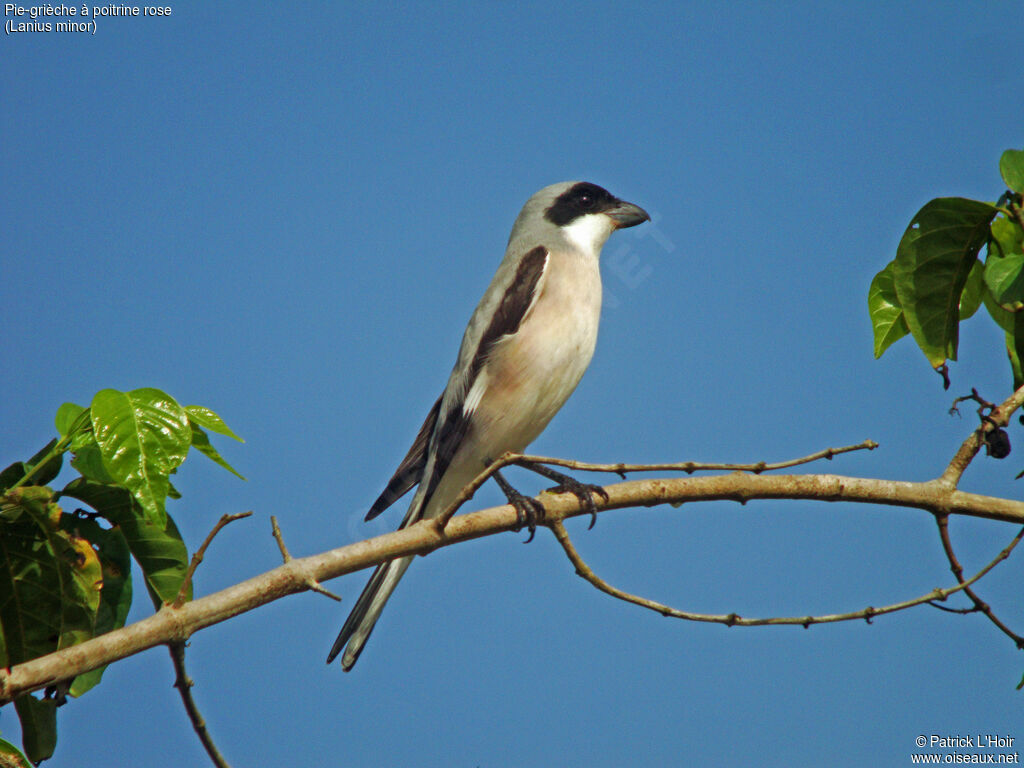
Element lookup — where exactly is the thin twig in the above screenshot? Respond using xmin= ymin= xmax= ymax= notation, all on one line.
xmin=926 ymin=601 xmax=974 ymax=614
xmin=173 ymin=512 xmax=253 ymax=608
xmin=270 ymin=515 xmax=341 ymax=602
xmin=270 ymin=514 xmax=292 ymax=560
xmin=433 ymin=440 xmax=879 ymax=530
xmin=516 ymin=440 xmax=879 ymax=476
xmin=940 ymin=384 xmax=1024 ymax=487
xmin=168 ymin=641 xmax=231 ymax=768
xmin=548 ymin=520 xmax=1024 ymax=629
xmin=934 ymin=383 xmax=1024 ymax=648
xmin=934 ymin=515 xmax=1024 ymax=648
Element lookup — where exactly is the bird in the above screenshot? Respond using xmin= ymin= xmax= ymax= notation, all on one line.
xmin=327 ymin=181 xmax=649 ymax=670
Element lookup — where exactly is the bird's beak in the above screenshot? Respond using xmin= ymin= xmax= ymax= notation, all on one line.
xmin=606 ymin=200 xmax=650 ymax=229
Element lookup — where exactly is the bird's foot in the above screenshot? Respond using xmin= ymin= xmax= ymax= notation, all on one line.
xmin=492 ymin=468 xmax=547 ymax=543
xmin=515 ymin=460 xmax=608 ymax=529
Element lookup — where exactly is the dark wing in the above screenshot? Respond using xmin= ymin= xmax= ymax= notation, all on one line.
xmin=417 ymin=245 xmax=550 ymax=507
xmin=364 ymin=394 xmax=442 ymax=521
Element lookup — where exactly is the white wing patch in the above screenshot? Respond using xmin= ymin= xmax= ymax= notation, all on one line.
xmin=460 ymin=249 xmax=549 ymax=419
xmin=463 ymin=368 xmax=489 ymax=416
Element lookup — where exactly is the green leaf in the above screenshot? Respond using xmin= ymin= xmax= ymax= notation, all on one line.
xmin=61 ymin=479 xmax=191 ymax=607
xmin=24 ymin=439 xmax=63 ymax=487
xmin=984 ymin=215 xmax=1024 ymax=308
xmin=55 ymin=402 xmax=86 ymax=437
xmin=0 ymin=463 xmax=26 ymax=493
xmin=65 ymin=518 xmax=132 ymax=697
xmin=90 ymin=388 xmax=191 ymax=527
xmin=185 ymin=405 xmax=244 ymax=442
xmin=1008 ymin=328 xmax=1024 ymax=391
xmin=991 ymin=213 xmax=1024 ymax=260
xmin=984 ymin=250 xmax=1024 ymax=306
xmin=1000 ymin=149 xmax=1024 ymax=193
xmin=893 ymin=197 xmax=999 ymax=368
xmin=0 ymin=489 xmax=101 ymax=672
xmin=0 ymin=485 xmax=59 ymax=525
xmin=868 ymin=260 xmax=910 ymax=357
xmin=959 ymin=258 xmax=985 ymax=320
xmin=13 ymin=695 xmax=57 ymax=763
xmin=1004 ymin=307 xmax=1024 ymax=391
xmin=0 ymin=441 xmax=65 ymax=492
xmin=70 ymin=442 xmax=115 ymax=485
xmin=982 ymin=286 xmax=1017 ymax=333
xmin=0 ymin=737 xmax=33 ymax=768
xmin=190 ymin=424 xmax=247 ymax=480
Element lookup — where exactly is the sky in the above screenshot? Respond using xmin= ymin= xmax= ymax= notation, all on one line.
xmin=3 ymin=2 xmax=1024 ymax=766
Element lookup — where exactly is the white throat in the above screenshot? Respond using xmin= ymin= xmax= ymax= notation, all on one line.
xmin=561 ymin=213 xmax=615 ymax=256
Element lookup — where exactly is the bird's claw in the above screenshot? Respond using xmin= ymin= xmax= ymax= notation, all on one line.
xmin=546 ymin=480 xmax=608 ymax=529
xmin=491 ymin=467 xmax=547 ymax=543
xmin=509 ymin=493 xmax=547 ymax=543
xmin=514 ymin=459 xmax=608 ymax=529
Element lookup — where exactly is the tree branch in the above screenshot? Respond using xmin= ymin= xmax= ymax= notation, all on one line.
xmin=270 ymin=515 xmax=341 ymax=602
xmin=4 ymin=467 xmax=1024 ymax=704
xmin=168 ymin=642 xmax=231 ymax=768
xmin=935 ymin=515 xmax=1024 ymax=648
xmin=434 ymin=440 xmax=880 ymax=528
xmin=515 ymin=439 xmax=879 ymax=476
xmin=548 ymin=519 xmax=1024 ymax=627
xmin=940 ymin=383 xmax=1024 ymax=487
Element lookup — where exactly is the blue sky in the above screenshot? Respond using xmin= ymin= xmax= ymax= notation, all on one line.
xmin=3 ymin=2 xmax=1024 ymax=765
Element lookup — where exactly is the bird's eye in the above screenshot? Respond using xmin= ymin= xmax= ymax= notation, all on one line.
xmin=577 ymin=194 xmax=595 ymax=210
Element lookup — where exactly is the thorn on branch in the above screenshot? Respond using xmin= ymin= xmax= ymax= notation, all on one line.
xmin=270 ymin=516 xmax=342 ymax=602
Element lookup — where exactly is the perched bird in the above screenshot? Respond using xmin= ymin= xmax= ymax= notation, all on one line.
xmin=328 ymin=181 xmax=649 ymax=670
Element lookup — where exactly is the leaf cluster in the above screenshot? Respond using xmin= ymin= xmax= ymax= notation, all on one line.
xmin=870 ymin=149 xmax=1024 ymax=388
xmin=0 ymin=388 xmax=242 ymax=763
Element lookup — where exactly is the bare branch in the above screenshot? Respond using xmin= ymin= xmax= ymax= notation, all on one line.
xmin=548 ymin=520 xmax=1024 ymax=628
xmin=935 ymin=515 xmax=1024 ymax=648
xmin=174 ymin=512 xmax=253 ymax=608
xmin=168 ymin=642 xmax=231 ymax=768
xmin=5 ymin=468 xmax=1024 ymax=703
xmin=270 ymin=515 xmax=341 ymax=602
xmin=513 ymin=439 xmax=880 ymax=477
xmin=433 ymin=441 xmax=880 ymax=530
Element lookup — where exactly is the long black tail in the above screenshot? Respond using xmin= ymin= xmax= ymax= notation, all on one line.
xmin=326 ymin=555 xmax=413 ymax=670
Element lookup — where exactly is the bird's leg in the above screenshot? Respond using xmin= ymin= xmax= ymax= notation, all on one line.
xmin=491 ymin=468 xmax=546 ymax=543
xmin=513 ymin=460 xmax=608 ymax=529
